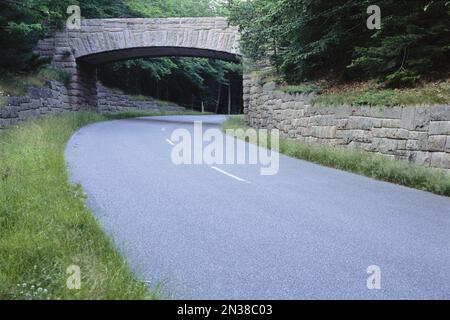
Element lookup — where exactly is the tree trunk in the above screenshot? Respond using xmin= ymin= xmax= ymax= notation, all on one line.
xmin=228 ymin=81 xmax=232 ymax=115
xmin=215 ymin=83 xmax=222 ymax=114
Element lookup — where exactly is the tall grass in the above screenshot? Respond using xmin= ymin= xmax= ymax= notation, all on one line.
xmin=0 ymin=112 xmax=166 ymax=300
xmin=223 ymin=116 xmax=450 ymax=196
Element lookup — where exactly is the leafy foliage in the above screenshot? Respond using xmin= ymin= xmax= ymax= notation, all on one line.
xmin=98 ymin=57 xmax=242 ymax=112
xmin=126 ymin=0 xmax=229 ymax=17
xmin=0 ymin=0 xmax=71 ymax=71
xmin=229 ymin=0 xmax=450 ymax=87
xmin=280 ymin=83 xmax=322 ymax=95
xmin=80 ymin=0 xmax=137 ymax=18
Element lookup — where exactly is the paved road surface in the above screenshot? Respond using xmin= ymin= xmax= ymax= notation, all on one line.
xmin=65 ymin=115 xmax=450 ymax=299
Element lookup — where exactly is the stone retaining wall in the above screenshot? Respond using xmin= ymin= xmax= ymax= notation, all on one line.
xmin=243 ymin=73 xmax=450 ymax=170
xmin=97 ymin=83 xmax=184 ymax=113
xmin=0 ymin=81 xmax=185 ymax=133
xmin=0 ymin=81 xmax=70 ymax=132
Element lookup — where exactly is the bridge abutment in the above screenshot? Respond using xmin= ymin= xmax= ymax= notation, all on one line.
xmin=73 ymin=62 xmax=98 ymax=109
xmin=42 ymin=33 xmax=99 ymax=110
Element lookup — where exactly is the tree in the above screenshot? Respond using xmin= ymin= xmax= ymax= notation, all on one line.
xmin=350 ymin=0 xmax=450 ymax=86
xmin=0 ymin=0 xmax=73 ymax=72
xmin=229 ymin=0 xmax=450 ymax=86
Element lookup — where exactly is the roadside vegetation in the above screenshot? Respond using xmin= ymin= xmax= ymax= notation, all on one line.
xmin=230 ymin=1 xmax=449 ymax=87
xmin=0 ymin=110 xmax=201 ymax=299
xmin=0 ymin=66 xmax=70 ymax=108
xmin=231 ymin=0 xmax=450 ymax=107
xmin=310 ymin=80 xmax=450 ymax=107
xmin=0 ymin=67 xmax=71 ymax=96
xmin=255 ymin=69 xmax=450 ymax=107
xmin=223 ymin=116 xmax=450 ymax=197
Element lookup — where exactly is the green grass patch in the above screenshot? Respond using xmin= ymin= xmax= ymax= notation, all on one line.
xmin=223 ymin=116 xmax=450 ymax=196
xmin=0 ymin=111 xmax=205 ymax=299
xmin=37 ymin=67 xmax=71 ymax=86
xmin=127 ymin=94 xmax=153 ymax=102
xmin=279 ymin=83 xmax=322 ymax=95
xmin=312 ymin=81 xmax=450 ymax=107
xmin=252 ymin=67 xmax=281 ymax=87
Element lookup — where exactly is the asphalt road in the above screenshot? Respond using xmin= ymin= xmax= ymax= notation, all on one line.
xmin=65 ymin=115 xmax=450 ymax=299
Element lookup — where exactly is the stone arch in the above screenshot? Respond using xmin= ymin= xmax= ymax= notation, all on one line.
xmin=35 ymin=17 xmax=241 ymax=109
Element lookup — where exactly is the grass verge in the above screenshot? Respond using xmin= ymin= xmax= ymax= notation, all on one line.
xmin=0 ymin=110 xmax=200 ymax=299
xmin=223 ymin=116 xmax=450 ymax=196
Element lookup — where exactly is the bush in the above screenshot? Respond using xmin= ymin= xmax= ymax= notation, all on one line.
xmin=280 ymin=83 xmax=322 ymax=95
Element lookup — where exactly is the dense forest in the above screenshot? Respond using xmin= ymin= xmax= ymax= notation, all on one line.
xmin=0 ymin=0 xmax=242 ymax=113
xmin=229 ymin=0 xmax=450 ymax=87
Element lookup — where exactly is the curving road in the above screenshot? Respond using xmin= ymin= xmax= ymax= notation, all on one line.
xmin=65 ymin=115 xmax=450 ymax=299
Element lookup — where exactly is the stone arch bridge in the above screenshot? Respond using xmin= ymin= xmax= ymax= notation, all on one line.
xmin=35 ymin=17 xmax=241 ymax=109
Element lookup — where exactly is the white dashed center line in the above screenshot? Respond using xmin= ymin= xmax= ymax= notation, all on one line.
xmin=211 ymin=166 xmax=249 ymax=183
